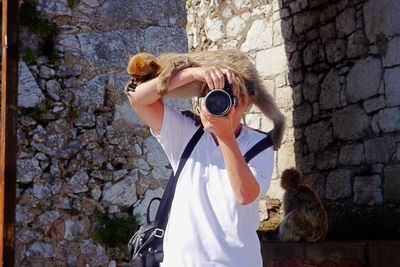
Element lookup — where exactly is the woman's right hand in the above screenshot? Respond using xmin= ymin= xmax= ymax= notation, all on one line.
xmin=190 ymin=66 xmax=234 ymax=90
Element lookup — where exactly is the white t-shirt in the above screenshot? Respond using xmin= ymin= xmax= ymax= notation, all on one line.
xmin=153 ymin=105 xmax=274 ymax=267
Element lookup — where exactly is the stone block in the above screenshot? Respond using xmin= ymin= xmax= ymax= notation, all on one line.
xmin=68 ymin=170 xmax=89 ymax=193
xmin=316 ymin=150 xmax=338 ymax=170
xmin=303 ymin=73 xmax=320 ymax=102
xmin=273 ymin=20 xmax=284 ymax=46
xmin=347 ymin=30 xmax=368 ymax=58
xmin=293 ymin=9 xmax=320 ymax=34
xmin=332 ymin=104 xmax=369 ymax=141
xmin=364 ymin=136 xmax=396 ymax=164
xmin=320 ymin=22 xmax=336 ymax=43
xmin=325 ymin=39 xmax=347 ymax=63
xmin=78 ymin=30 xmax=140 ymax=67
xmin=226 ymin=16 xmax=246 ymax=37
xmin=205 ymin=18 xmax=224 ymax=42
xmin=383 ymin=37 xmax=400 ymax=67
xmin=303 ymin=41 xmax=319 ymax=66
xmin=293 ymin=102 xmax=312 ymax=126
xmin=81 ymin=0 xmax=99 ymax=7
xmin=37 ymin=0 xmax=72 ymax=17
xmin=384 ymin=165 xmax=400 ymax=203
xmin=384 ymin=67 xmax=400 ymax=106
xmin=335 ymin=7 xmax=356 ymax=37
xmin=353 ymin=175 xmax=383 ymax=205
xmin=97 ymin=0 xmax=186 ymax=30
xmin=320 ymin=69 xmax=341 ymax=110
xmin=144 ymin=137 xmax=170 ymax=168
xmin=17 ymin=157 xmax=42 ymax=184
xmin=325 ymin=169 xmax=353 ymax=200
xmin=377 ymin=107 xmax=400 ymax=133
xmin=59 ymin=34 xmax=80 ymax=56
xmin=275 ymin=86 xmax=293 ymax=109
xmin=362 ymin=95 xmax=386 ymax=114
xmin=346 ymin=57 xmax=382 ymax=103
xmin=304 ymin=172 xmax=325 ymax=196
xmin=241 ymin=19 xmax=273 ymax=52
xmin=339 ymin=144 xmax=364 ymax=165
xmin=102 ymin=175 xmax=138 ymax=206
xmin=305 ymin=121 xmax=333 ymax=152
xmin=72 ymin=75 xmax=107 ymax=111
xmin=114 ymin=101 xmax=144 ymax=128
xmin=277 ymin=139 xmax=296 ymax=171
xmin=364 ymin=0 xmax=400 ymax=42
xmin=18 ymin=61 xmax=45 ymax=108
xmin=256 ymin=46 xmax=289 ymax=78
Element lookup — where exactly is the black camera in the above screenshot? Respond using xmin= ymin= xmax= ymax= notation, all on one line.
xmin=204 ymin=79 xmax=238 ymax=116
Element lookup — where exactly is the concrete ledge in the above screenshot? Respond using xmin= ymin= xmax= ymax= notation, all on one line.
xmin=261 ymin=240 xmax=400 ymax=267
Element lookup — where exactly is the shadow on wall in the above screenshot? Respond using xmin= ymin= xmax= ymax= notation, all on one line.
xmin=278 ymin=0 xmax=400 ymax=240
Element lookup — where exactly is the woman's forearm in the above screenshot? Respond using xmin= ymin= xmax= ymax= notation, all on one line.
xmin=218 ymin=135 xmax=260 ymax=205
xmin=127 ymin=68 xmax=196 ymax=106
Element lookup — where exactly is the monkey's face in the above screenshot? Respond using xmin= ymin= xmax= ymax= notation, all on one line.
xmin=127 ymin=53 xmax=160 ymax=84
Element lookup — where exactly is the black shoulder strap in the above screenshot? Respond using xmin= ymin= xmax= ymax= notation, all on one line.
xmin=154 ymin=126 xmax=204 ymax=227
xmin=243 ymin=133 xmax=273 ymax=163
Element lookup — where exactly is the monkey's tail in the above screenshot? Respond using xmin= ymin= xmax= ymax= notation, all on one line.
xmin=281 ymin=168 xmax=302 ymax=191
xmin=249 ymin=79 xmax=286 ymax=150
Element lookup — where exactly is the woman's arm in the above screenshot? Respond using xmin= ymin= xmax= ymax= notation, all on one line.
xmin=199 ymin=101 xmax=260 ymax=205
xmin=127 ymin=66 xmax=233 ymax=134
xmin=218 ymin=132 xmax=260 ymax=205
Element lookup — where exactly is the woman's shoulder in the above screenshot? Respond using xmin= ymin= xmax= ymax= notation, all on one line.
xmin=242 ymin=125 xmax=269 ymax=139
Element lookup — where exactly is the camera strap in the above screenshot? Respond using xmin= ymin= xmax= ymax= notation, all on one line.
xmin=243 ymin=132 xmax=273 ymax=163
xmin=153 ymin=126 xmax=205 ymax=234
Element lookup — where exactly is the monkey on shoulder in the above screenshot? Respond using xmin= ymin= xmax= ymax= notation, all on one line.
xmin=125 ymin=50 xmax=286 ymax=150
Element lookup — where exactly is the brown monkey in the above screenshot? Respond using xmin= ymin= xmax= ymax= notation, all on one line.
xmin=125 ymin=50 xmax=286 ymax=150
xmin=278 ymin=168 xmax=328 ymax=242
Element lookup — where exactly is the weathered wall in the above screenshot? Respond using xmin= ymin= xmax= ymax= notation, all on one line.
xmin=280 ymin=0 xmax=400 ymax=238
xmin=187 ymin=0 xmax=400 ymax=239
xmin=16 ymin=0 xmax=189 ymax=265
xmin=12 ymin=0 xmax=400 ymax=265
xmin=186 ymin=0 xmax=295 ymax=228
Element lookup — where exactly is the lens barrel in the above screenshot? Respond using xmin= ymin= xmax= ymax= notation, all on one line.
xmin=204 ymin=89 xmax=233 ymax=116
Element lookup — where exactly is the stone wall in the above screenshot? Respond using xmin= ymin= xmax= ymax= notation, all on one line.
xmin=16 ymin=0 xmax=189 ymax=265
xmin=12 ymin=0 xmax=400 ymax=265
xmin=186 ymin=0 xmax=295 ymax=228
xmin=186 ymin=0 xmax=400 ymax=239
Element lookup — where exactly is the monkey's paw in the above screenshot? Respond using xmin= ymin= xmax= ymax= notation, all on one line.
xmin=124 ymin=78 xmax=139 ymax=95
xmin=173 ymin=56 xmax=193 ymax=72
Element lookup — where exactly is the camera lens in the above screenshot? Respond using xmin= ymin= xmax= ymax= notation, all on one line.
xmin=204 ymin=90 xmax=232 ymax=116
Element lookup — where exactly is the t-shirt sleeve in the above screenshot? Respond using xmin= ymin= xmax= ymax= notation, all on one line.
xmin=247 ymin=146 xmax=275 ymax=197
xmin=151 ymin=104 xmax=198 ymax=172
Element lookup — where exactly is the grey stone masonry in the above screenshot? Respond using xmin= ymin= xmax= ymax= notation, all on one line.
xmin=186 ymin=0 xmax=400 ymax=239
xmin=384 ymin=165 xmax=400 ymax=204
xmin=14 ymin=0 xmax=400 ymax=262
xmin=353 ymin=175 xmax=383 ymax=206
xmin=16 ymin=0 xmax=189 ymax=265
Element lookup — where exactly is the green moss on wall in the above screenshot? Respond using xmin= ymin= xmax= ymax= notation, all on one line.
xmin=19 ymin=0 xmax=59 ymax=63
xmin=92 ymin=210 xmax=140 ymax=249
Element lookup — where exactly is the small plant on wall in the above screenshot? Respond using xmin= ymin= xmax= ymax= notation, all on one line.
xmin=19 ymin=0 xmax=59 ymax=64
xmin=92 ymin=209 xmax=141 ymax=259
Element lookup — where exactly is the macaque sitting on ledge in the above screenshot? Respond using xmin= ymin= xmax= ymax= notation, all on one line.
xmin=125 ymin=49 xmax=286 ymax=150
xmin=278 ymin=168 xmax=329 ymax=242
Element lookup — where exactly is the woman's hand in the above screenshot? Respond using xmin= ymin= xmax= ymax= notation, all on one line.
xmin=198 ymin=99 xmax=236 ymax=140
xmin=190 ymin=66 xmax=234 ymax=89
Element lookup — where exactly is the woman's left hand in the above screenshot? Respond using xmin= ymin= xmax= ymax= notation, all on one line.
xmin=198 ymin=99 xmax=236 ymax=140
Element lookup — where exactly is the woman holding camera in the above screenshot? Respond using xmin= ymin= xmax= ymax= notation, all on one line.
xmin=127 ymin=66 xmax=274 ymax=267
